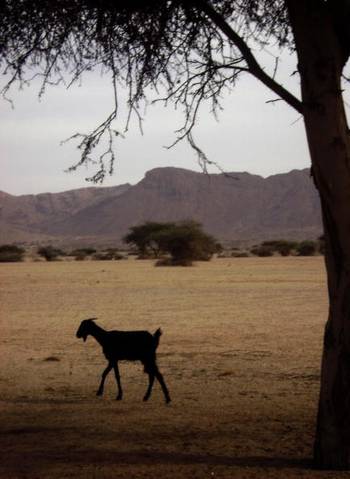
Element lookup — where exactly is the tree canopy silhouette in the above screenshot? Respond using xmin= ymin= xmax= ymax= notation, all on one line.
xmin=2 ymin=0 xmax=350 ymax=470
xmin=124 ymin=222 xmax=176 ymax=258
xmin=124 ymin=220 xmax=218 ymax=263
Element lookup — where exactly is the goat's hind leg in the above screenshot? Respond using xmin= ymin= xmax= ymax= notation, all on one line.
xmin=143 ymin=361 xmax=171 ymax=403
xmin=142 ymin=360 xmax=155 ymax=402
xmin=97 ymin=363 xmax=112 ymax=396
xmin=143 ymin=371 xmax=155 ymax=402
xmin=155 ymin=365 xmax=171 ymax=404
xmin=113 ymin=362 xmax=123 ymax=400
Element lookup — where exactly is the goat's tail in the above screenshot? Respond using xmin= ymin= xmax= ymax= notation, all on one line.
xmin=153 ymin=328 xmax=162 ymax=349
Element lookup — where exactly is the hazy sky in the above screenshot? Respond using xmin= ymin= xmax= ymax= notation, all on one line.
xmin=2 ymin=48 xmax=347 ymax=196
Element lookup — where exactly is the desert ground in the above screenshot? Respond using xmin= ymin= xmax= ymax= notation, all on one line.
xmin=1 ymin=256 xmax=346 ymax=478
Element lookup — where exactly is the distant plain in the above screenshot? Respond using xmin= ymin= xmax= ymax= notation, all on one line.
xmin=1 ymin=257 xmax=340 ymax=478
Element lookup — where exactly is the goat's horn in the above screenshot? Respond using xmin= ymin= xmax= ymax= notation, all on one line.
xmin=86 ymin=317 xmax=98 ymax=321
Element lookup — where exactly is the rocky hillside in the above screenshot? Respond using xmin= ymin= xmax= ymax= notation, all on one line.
xmin=0 ymin=168 xmax=322 ymax=245
xmin=0 ymin=184 xmax=130 ymax=243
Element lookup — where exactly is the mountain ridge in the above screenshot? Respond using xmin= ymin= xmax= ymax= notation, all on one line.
xmin=0 ymin=167 xmax=322 ymax=245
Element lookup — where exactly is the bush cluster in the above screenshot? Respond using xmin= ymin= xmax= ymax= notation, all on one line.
xmin=0 ymin=234 xmax=325 ymax=264
xmin=249 ymin=238 xmax=322 ymax=257
xmin=251 ymin=240 xmax=297 ymax=257
xmin=92 ymin=248 xmax=125 ymax=261
xmin=34 ymin=245 xmax=126 ymax=261
xmin=70 ymin=247 xmax=96 ymax=260
xmin=0 ymin=244 xmax=25 ymax=262
xmin=37 ymin=246 xmax=65 ymax=261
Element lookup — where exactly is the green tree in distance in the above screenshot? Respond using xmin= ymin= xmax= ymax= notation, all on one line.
xmin=124 ymin=220 xmax=217 ymax=264
xmin=37 ymin=246 xmax=64 ymax=261
xmin=155 ymin=220 xmax=218 ymax=265
xmin=123 ymin=222 xmax=176 ymax=258
xmin=1 ymin=0 xmax=350 ymax=469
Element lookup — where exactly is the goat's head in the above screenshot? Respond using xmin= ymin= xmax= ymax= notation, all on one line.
xmin=76 ymin=318 xmax=97 ymax=342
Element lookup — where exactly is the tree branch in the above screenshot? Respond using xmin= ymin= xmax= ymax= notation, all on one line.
xmin=194 ymin=0 xmax=304 ymax=115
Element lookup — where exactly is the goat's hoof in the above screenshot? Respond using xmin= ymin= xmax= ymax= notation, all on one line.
xmin=96 ymin=391 xmax=103 ymax=396
xmin=116 ymin=395 xmax=122 ymax=401
xmin=143 ymin=396 xmax=150 ymax=402
xmin=166 ymin=397 xmax=171 ymax=404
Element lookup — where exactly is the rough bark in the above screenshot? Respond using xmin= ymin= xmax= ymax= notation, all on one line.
xmin=287 ymin=0 xmax=350 ymax=470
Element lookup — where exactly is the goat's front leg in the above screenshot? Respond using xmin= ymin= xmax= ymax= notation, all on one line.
xmin=97 ymin=363 xmax=113 ymax=396
xmin=113 ymin=362 xmax=123 ymax=400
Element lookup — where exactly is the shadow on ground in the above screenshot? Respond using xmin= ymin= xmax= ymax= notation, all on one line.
xmin=1 ymin=446 xmax=311 ymax=472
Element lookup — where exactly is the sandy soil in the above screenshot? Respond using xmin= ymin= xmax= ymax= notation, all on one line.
xmin=1 ymin=257 xmax=346 ymax=478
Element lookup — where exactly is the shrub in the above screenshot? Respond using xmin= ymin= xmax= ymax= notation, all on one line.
xmin=37 ymin=246 xmax=64 ymax=261
xmin=261 ymin=240 xmax=298 ymax=256
xmin=114 ymin=253 xmax=126 ymax=260
xmin=0 ymin=244 xmax=25 ymax=262
xmin=155 ymin=257 xmax=193 ymax=267
xmin=74 ymin=251 xmax=87 ymax=261
xmin=92 ymin=249 xmax=125 ymax=261
xmin=296 ymin=240 xmax=317 ymax=256
xmin=231 ymin=251 xmax=249 ymax=258
xmin=250 ymin=245 xmax=274 ymax=257
xmin=104 ymin=248 xmax=126 ymax=260
xmin=71 ymin=247 xmax=96 ymax=256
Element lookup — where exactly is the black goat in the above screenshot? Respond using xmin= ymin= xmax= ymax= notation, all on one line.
xmin=76 ymin=318 xmax=171 ymax=403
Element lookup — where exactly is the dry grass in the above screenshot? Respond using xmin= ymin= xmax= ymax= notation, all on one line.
xmin=1 ymin=256 xmax=342 ymax=478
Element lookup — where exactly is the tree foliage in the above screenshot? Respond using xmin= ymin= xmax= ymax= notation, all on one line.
xmin=0 ymin=0 xmax=307 ymax=181
xmin=1 ymin=1 xmax=348 ymax=180
xmin=123 ymin=222 xmax=176 ymax=257
xmin=37 ymin=245 xmax=64 ymax=261
xmin=156 ymin=220 xmax=218 ymax=264
xmin=124 ymin=220 xmax=217 ymax=264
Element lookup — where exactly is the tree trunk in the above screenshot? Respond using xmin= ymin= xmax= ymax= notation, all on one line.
xmin=286 ymin=0 xmax=350 ymax=469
